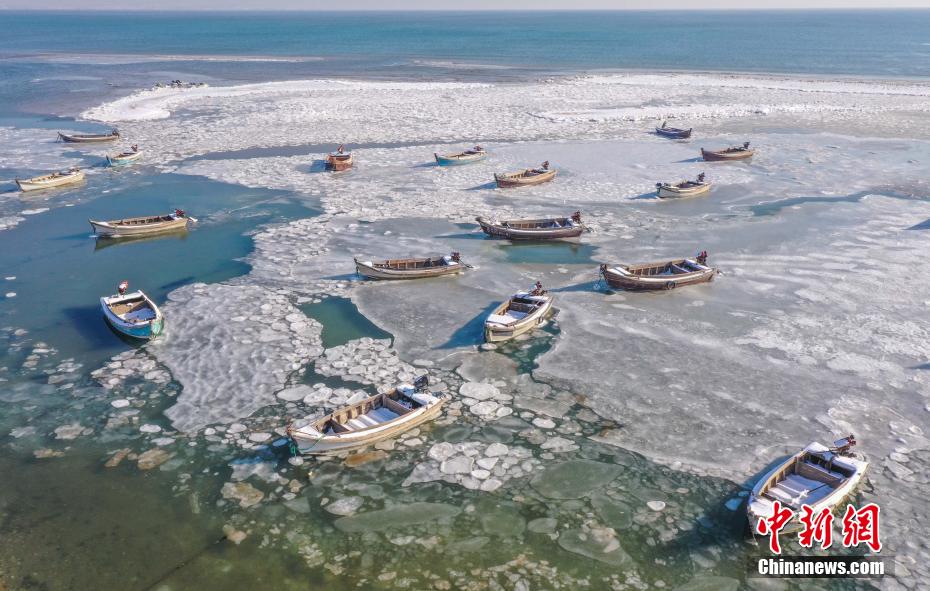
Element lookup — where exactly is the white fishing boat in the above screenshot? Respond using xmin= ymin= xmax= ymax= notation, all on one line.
xmin=100 ymin=281 xmax=164 ymax=340
xmin=15 ymin=168 xmax=85 ymax=192
xmin=747 ymin=436 xmax=868 ymax=533
xmin=656 ymin=173 xmax=711 ymax=199
xmin=90 ymin=209 xmax=192 ymax=238
xmin=58 ymin=130 xmax=119 ymax=143
xmin=484 ymin=283 xmax=554 ymax=343
xmin=435 ymin=146 xmax=487 ymax=166
xmin=354 ymin=252 xmax=467 ymax=280
xmin=289 ymin=376 xmax=449 ymax=454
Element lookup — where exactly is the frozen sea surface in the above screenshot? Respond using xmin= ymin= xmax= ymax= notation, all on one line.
xmin=5 ymin=70 xmax=930 ymax=589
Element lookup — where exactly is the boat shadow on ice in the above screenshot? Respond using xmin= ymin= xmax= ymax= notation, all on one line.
xmin=674 ymin=157 xmax=705 ymax=164
xmin=320 ymin=272 xmax=364 ymax=282
xmin=906 ymin=218 xmax=930 ymax=231
xmin=60 ymin=150 xmax=106 ymax=168
xmin=434 ymin=230 xmax=486 ymax=241
xmin=298 ymin=160 xmax=331 ymax=174
xmin=466 ymin=181 xmax=498 ymax=191
xmin=435 ymin=301 xmax=501 ymax=349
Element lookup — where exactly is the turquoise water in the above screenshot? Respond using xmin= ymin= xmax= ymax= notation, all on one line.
xmin=301 ymin=296 xmax=392 ymax=349
xmin=0 ymin=173 xmax=314 ymax=367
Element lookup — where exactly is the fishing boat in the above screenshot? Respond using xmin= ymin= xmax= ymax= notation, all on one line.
xmin=476 ymin=211 xmax=585 ymax=240
xmin=435 ymin=145 xmax=487 ymax=166
xmin=701 ymin=142 xmax=754 ymax=161
xmin=106 ymin=146 xmax=143 ymax=167
xmin=355 ymin=252 xmax=467 ymax=280
xmin=656 ymin=173 xmax=711 ymax=199
xmin=747 ymin=436 xmax=868 ymax=534
xmin=90 ymin=209 xmax=193 ymax=239
xmin=494 ymin=162 xmax=557 ymax=188
xmin=289 ymin=376 xmax=449 ymax=455
xmin=655 ymin=122 xmax=692 ymax=139
xmin=100 ymin=281 xmax=164 ymax=340
xmin=484 ymin=283 xmax=554 ymax=343
xmin=15 ymin=168 xmax=85 ymax=192
xmin=326 ymin=145 xmax=353 ymax=171
xmin=599 ymin=252 xmax=717 ymax=291
xmin=58 ymin=130 xmax=120 ymax=143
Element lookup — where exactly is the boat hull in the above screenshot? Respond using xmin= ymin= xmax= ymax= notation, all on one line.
xmin=747 ymin=443 xmax=869 ymax=534
xmin=107 ymin=151 xmax=143 ymax=166
xmin=656 ymin=127 xmax=692 ymax=139
xmin=476 ymin=217 xmax=584 ymax=240
xmin=16 ymin=170 xmax=85 ymax=192
xmin=601 ymin=260 xmax=717 ymax=291
xmin=58 ymin=132 xmax=119 ymax=143
xmin=100 ymin=291 xmax=164 ymax=340
xmin=90 ymin=216 xmax=189 ymax=238
xmin=355 ymin=258 xmax=465 ymax=280
xmin=435 ymin=151 xmax=486 ymax=166
xmin=701 ymin=148 xmax=754 ymax=162
xmin=326 ymin=154 xmax=353 ymax=171
xmin=293 ymin=392 xmax=449 ymax=454
xmin=484 ymin=297 xmax=553 ymax=343
xmin=494 ymin=169 xmax=557 ymax=188
xmin=657 ymin=183 xmax=711 ymax=199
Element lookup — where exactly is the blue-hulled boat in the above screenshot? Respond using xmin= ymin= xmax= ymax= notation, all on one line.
xmin=655 ymin=122 xmax=692 ymax=139
xmin=100 ymin=281 xmax=164 ymax=340
xmin=434 ymin=146 xmax=487 ymax=166
xmin=107 ymin=146 xmax=143 ymax=167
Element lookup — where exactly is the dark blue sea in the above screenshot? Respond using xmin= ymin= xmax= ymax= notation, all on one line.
xmin=1 ymin=10 xmax=929 ymax=117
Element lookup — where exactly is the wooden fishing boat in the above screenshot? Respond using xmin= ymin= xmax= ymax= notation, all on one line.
xmin=484 ymin=284 xmax=553 ymax=343
xmin=494 ymin=163 xmax=557 ymax=188
xmin=106 ymin=147 xmax=143 ymax=167
xmin=655 ymin=122 xmax=692 ymax=139
xmin=326 ymin=146 xmax=353 ymax=171
xmin=747 ymin=436 xmax=868 ymax=534
xmin=656 ymin=173 xmax=711 ymax=199
xmin=15 ymin=168 xmax=85 ymax=192
xmin=355 ymin=252 xmax=467 ymax=280
xmin=600 ymin=253 xmax=717 ymax=291
xmin=701 ymin=142 xmax=754 ymax=161
xmin=435 ymin=146 xmax=487 ymax=166
xmin=476 ymin=211 xmax=585 ymax=240
xmin=90 ymin=209 xmax=192 ymax=239
xmin=100 ymin=281 xmax=164 ymax=340
xmin=289 ymin=376 xmax=449 ymax=455
xmin=58 ymin=130 xmax=120 ymax=143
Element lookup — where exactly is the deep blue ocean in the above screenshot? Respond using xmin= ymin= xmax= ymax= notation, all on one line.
xmin=1 ymin=10 xmax=928 ymax=119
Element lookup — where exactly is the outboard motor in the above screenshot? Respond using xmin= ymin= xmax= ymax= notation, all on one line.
xmin=831 ymin=434 xmax=857 ymax=455
xmin=414 ymin=375 xmax=429 ymax=391
xmin=117 ymin=280 xmax=129 ymax=295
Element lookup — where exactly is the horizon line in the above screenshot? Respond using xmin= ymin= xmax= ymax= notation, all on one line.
xmin=2 ymin=6 xmax=930 ymax=12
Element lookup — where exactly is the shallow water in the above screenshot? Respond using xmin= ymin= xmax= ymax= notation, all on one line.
xmin=0 ymin=172 xmax=312 ymax=367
